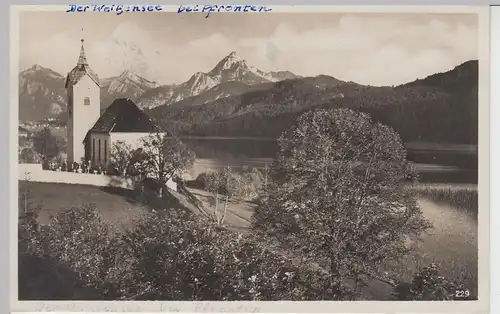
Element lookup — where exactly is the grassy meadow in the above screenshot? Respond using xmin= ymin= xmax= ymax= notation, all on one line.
xmin=409 ymin=183 xmax=478 ymax=219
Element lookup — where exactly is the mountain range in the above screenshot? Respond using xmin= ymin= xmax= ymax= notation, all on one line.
xmin=18 ymin=52 xmax=478 ymax=144
xmin=147 ymin=60 xmax=478 ymax=145
xmin=19 ymin=65 xmax=156 ymax=121
xmin=134 ymin=51 xmax=299 ymax=109
xmin=18 ymin=51 xmax=300 ymax=122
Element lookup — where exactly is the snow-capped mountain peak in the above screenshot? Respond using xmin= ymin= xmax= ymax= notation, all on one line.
xmin=120 ymin=69 xmax=138 ymax=79
xmin=184 ymin=72 xmax=217 ymax=95
xmin=207 ymin=51 xmax=301 ymax=85
xmin=21 ymin=64 xmax=64 ymax=81
xmin=209 ymin=51 xmax=250 ymax=76
xmin=208 ymin=51 xmax=271 ymax=85
xmin=116 ymin=70 xmax=158 ymax=88
xmin=135 ymin=51 xmax=299 ymax=109
xmin=102 ymin=69 xmax=159 ymax=101
xmin=19 ymin=64 xmax=67 ymax=121
xmin=99 ymin=70 xmax=161 ymax=109
xmin=22 ymin=64 xmax=49 ymax=75
xmin=219 ymin=51 xmax=247 ymax=69
xmin=192 ymin=71 xmax=210 ymax=80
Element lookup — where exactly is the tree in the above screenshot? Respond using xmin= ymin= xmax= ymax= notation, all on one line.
xmin=204 ymin=171 xmax=224 ymax=225
xmin=109 ymin=141 xmax=135 ymax=176
xmin=32 ymin=127 xmax=60 ymax=158
xmin=18 ymin=172 xmax=43 ymax=256
xmin=253 ymin=108 xmax=432 ymax=295
xmin=19 ymin=147 xmax=43 ymax=164
xmin=134 ymin=133 xmax=195 ymax=198
xmin=19 ymin=135 xmax=29 ymax=148
xmin=257 ymin=162 xmax=270 ymax=200
xmin=204 ymin=167 xmax=251 ymax=226
xmin=393 ymin=263 xmax=463 ymax=300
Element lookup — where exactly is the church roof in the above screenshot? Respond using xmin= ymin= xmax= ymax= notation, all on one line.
xmin=64 ymin=39 xmax=100 ymax=88
xmin=88 ymin=98 xmax=162 ymax=134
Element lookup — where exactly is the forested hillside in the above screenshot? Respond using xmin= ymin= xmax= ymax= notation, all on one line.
xmin=150 ymin=61 xmax=478 ymax=144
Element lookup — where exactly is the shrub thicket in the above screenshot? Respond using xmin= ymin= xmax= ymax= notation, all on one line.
xmin=19 ymin=203 xmax=356 ymax=300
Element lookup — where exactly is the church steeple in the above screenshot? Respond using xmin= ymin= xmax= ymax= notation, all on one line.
xmin=77 ymin=38 xmax=88 ymax=66
xmin=65 ymin=37 xmax=99 ymax=88
xmin=65 ymin=35 xmax=101 ymax=166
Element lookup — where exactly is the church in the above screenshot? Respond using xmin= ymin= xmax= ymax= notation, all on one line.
xmin=64 ymin=38 xmax=164 ymax=168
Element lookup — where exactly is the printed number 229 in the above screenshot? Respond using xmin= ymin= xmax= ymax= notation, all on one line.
xmin=455 ymin=290 xmax=470 ymax=298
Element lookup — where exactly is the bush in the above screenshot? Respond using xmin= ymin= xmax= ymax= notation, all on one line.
xmin=195 ymin=167 xmax=264 ymax=201
xmin=20 ymin=199 xmax=462 ymax=301
xmin=393 ymin=263 xmax=471 ymax=300
xmin=194 ymin=172 xmax=212 ymax=188
xmin=37 ymin=205 xmax=119 ymax=294
xmin=18 ymin=147 xmax=43 ymax=164
xmin=19 ymin=203 xmax=355 ymax=300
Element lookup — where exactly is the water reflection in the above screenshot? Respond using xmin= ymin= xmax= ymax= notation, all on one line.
xmin=181 ymin=138 xmax=478 ymax=184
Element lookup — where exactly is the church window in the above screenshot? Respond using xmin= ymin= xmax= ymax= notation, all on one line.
xmin=98 ymin=139 xmax=101 ymax=163
xmin=68 ymin=94 xmax=73 ymax=116
xmin=92 ymin=139 xmax=95 ymax=163
xmin=84 ymin=97 xmax=90 ymax=106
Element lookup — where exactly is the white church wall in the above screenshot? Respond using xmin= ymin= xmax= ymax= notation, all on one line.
xmin=66 ymin=87 xmax=74 ymax=163
xmin=67 ymin=74 xmax=101 ymax=164
xmin=109 ymin=132 xmax=167 ymax=149
xmin=18 ymin=163 xmax=177 ymax=192
xmin=89 ymin=132 xmax=110 ymax=166
xmin=18 ymin=163 xmax=138 ymax=190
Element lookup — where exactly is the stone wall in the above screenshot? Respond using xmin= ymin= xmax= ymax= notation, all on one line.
xmin=18 ymin=163 xmax=177 ymax=191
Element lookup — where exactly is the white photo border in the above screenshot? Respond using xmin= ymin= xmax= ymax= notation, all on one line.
xmin=8 ymin=4 xmax=492 ymax=313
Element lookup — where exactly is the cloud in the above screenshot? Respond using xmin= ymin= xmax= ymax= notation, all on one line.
xmin=91 ymin=22 xmax=159 ymax=79
xmin=243 ymin=15 xmax=477 ymax=85
xmin=20 ymin=15 xmax=477 ymax=86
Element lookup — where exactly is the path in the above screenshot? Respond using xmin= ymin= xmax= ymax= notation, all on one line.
xmin=187 ymin=187 xmax=254 ymax=233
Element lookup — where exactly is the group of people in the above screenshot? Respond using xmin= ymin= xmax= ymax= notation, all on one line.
xmin=47 ymin=159 xmax=107 ymax=175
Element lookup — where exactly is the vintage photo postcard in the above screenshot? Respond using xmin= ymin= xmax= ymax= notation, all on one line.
xmin=10 ymin=4 xmax=490 ymax=313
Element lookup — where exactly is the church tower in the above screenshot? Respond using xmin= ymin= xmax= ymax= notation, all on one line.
xmin=65 ymin=38 xmax=101 ymax=164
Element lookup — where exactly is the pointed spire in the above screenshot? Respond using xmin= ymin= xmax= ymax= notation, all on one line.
xmin=77 ymin=38 xmax=88 ymax=66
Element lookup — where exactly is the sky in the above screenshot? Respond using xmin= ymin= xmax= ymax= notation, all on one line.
xmin=18 ymin=11 xmax=478 ymax=86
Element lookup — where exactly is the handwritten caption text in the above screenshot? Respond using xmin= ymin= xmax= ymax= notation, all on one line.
xmin=66 ymin=4 xmax=163 ymax=15
xmin=66 ymin=4 xmax=272 ymax=17
xmin=178 ymin=5 xmax=272 ymax=17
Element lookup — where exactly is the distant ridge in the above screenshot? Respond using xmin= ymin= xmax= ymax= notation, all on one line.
xmin=18 ymin=58 xmax=477 ymax=145
xmin=149 ymin=60 xmax=478 ymax=145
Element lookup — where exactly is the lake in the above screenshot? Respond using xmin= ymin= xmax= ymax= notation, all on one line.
xmin=362 ymin=197 xmax=478 ymax=300
xmin=181 ymin=137 xmax=478 ymax=184
xmin=181 ymin=137 xmax=479 ymax=299
xmin=46 ymin=128 xmax=478 ymax=184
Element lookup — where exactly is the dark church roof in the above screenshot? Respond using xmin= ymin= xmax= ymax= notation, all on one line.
xmin=65 ymin=39 xmax=100 ymax=88
xmin=65 ymin=64 xmax=100 ymax=88
xmin=88 ymin=98 xmax=162 ymax=133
